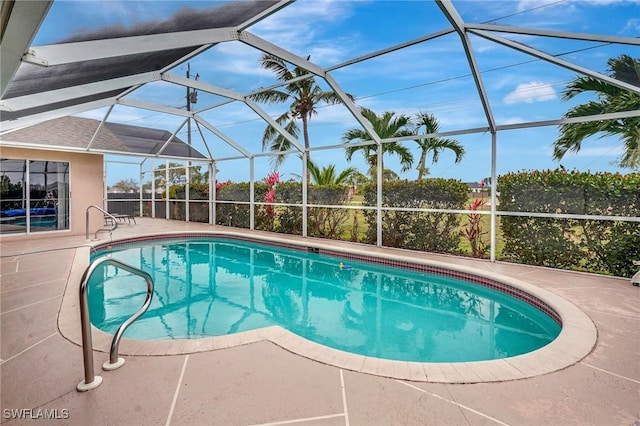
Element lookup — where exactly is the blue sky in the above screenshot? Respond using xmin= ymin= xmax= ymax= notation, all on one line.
xmin=32 ymin=0 xmax=640 ymax=186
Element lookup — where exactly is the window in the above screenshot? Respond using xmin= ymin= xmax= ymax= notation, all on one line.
xmin=0 ymin=159 xmax=70 ymax=235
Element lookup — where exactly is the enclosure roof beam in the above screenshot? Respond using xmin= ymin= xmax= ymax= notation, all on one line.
xmin=0 ymin=0 xmax=52 ymax=97
xmin=163 ymin=73 xmax=304 ymax=152
xmin=436 ymin=0 xmax=496 ymax=133
xmin=22 ymin=28 xmax=236 ymax=67
xmin=162 ymin=74 xmax=245 ymax=101
xmin=470 ymin=29 xmax=640 ymax=96
xmin=156 ymin=118 xmax=188 ymax=157
xmin=326 ymin=28 xmax=455 ymax=72
xmin=117 ymin=98 xmax=191 ymax=118
xmin=0 ymin=97 xmax=118 ymax=134
xmin=1 ymin=71 xmax=161 ymax=111
xmin=239 ymin=30 xmax=383 ymax=145
xmin=466 ymin=23 xmax=640 ymax=46
xmin=193 ymin=116 xmax=252 ymax=158
xmin=86 ymin=104 xmax=114 ymax=151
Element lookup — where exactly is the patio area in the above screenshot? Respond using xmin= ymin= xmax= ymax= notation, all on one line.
xmin=1 ymin=218 xmax=638 ymax=425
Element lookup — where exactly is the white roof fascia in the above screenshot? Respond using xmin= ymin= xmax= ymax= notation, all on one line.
xmin=1 ymin=71 xmax=162 ymax=111
xmin=155 ymin=118 xmax=188 ymax=157
xmin=470 ymin=29 xmax=640 ymax=96
xmin=466 ymin=23 xmax=640 ymax=46
xmin=0 ymin=138 xmax=204 ymax=161
xmin=437 ymin=0 xmax=496 ymax=133
xmin=0 ymin=140 xmax=90 ymax=153
xmin=0 ymin=1 xmax=52 ymax=97
xmin=0 ymin=97 xmax=117 ymax=133
xmin=117 ymin=98 xmax=191 ymax=118
xmin=193 ymin=116 xmax=252 ymax=158
xmin=24 ymin=28 xmax=236 ymax=66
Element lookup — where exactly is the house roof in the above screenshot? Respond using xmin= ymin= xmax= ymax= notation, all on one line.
xmin=0 ymin=116 xmax=206 ymax=159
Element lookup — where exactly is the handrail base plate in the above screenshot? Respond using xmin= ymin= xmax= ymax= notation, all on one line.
xmin=77 ymin=376 xmax=103 ymax=392
xmin=103 ymin=358 xmax=125 ymax=371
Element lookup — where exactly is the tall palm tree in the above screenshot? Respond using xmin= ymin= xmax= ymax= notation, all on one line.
xmin=413 ymin=112 xmax=465 ymax=180
xmin=249 ymin=53 xmax=350 ymax=168
xmin=342 ymin=107 xmax=414 ymax=180
xmin=553 ymin=54 xmax=640 ymax=170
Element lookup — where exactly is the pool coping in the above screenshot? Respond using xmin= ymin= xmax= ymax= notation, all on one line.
xmin=58 ymin=230 xmax=597 ymax=384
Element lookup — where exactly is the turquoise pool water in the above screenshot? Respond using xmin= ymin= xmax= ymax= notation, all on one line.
xmin=88 ymin=238 xmax=561 ymax=363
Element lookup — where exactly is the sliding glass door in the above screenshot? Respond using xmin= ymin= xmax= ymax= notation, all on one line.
xmin=0 ymin=159 xmax=70 ymax=235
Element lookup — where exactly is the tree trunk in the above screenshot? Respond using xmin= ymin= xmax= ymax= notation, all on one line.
xmin=417 ymin=148 xmax=427 ymax=181
xmin=302 ymin=114 xmax=310 ymax=183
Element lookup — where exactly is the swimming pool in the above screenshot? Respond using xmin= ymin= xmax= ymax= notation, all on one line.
xmin=88 ymin=236 xmax=561 ymax=363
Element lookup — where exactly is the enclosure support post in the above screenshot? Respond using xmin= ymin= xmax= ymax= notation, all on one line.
xmin=376 ymin=144 xmax=383 ymax=247
xmin=151 ymin=159 xmax=156 ymax=219
xmin=490 ymin=131 xmax=497 ymax=262
xmin=139 ymin=163 xmax=143 ymax=219
xmin=250 ymin=157 xmax=255 ymax=230
xmin=185 ymin=161 xmax=190 ymax=222
xmin=165 ymin=159 xmax=169 ymax=220
xmin=209 ymin=161 xmax=215 ymax=225
xmin=302 ymin=151 xmax=308 ymax=238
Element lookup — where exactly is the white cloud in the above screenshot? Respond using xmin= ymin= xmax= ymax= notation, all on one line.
xmin=503 ymin=81 xmax=557 ymax=105
xmin=622 ymin=18 xmax=640 ymax=32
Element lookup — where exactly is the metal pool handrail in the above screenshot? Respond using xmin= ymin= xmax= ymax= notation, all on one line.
xmin=86 ymin=204 xmax=118 ymax=240
xmin=76 ymin=257 xmax=154 ymax=392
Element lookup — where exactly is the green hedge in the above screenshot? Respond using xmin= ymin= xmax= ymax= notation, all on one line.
xmin=362 ymin=179 xmax=469 ymax=252
xmin=216 ymin=181 xmax=351 ymax=238
xmin=498 ymin=169 xmax=640 ymax=277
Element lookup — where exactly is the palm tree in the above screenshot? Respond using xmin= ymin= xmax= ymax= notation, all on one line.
xmin=553 ymin=54 xmax=640 ymax=170
xmin=342 ymin=107 xmax=414 ymax=180
xmin=307 ymin=161 xmax=358 ymax=186
xmin=413 ymin=112 xmax=465 ymax=180
xmin=249 ymin=53 xmax=350 ymax=168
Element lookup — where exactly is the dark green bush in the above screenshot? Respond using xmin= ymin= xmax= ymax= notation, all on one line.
xmin=308 ymin=184 xmax=351 ymax=239
xmin=216 ymin=182 xmax=252 ymax=228
xmin=362 ymin=179 xmax=468 ymax=253
xmin=498 ymin=169 xmax=640 ymax=277
xmin=273 ymin=181 xmax=302 ymax=235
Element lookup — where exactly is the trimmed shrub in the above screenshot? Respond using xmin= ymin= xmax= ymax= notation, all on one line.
xmin=498 ymin=169 xmax=640 ymax=277
xmin=362 ymin=179 xmax=468 ymax=253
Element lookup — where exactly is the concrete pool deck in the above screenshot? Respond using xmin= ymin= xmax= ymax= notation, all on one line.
xmin=1 ymin=218 xmax=639 ymax=425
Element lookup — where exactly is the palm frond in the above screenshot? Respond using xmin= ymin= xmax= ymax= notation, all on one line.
xmin=249 ymin=89 xmax=290 ymax=105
